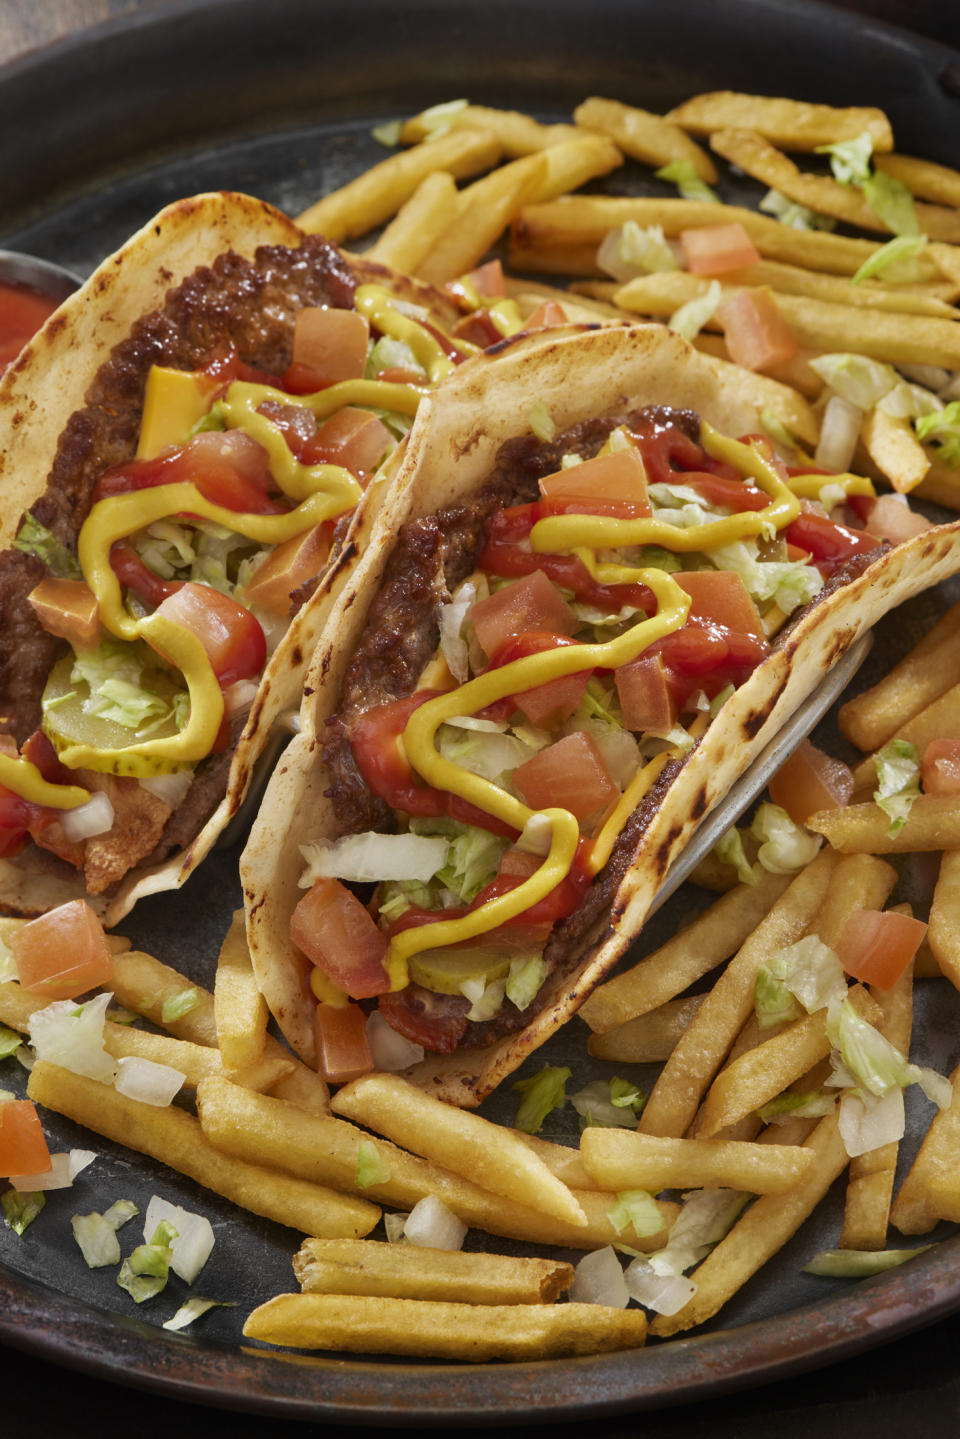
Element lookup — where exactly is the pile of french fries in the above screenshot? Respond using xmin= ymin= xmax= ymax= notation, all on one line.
xmin=5 ymin=86 xmax=960 ymax=1365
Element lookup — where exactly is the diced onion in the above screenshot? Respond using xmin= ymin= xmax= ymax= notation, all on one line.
xmin=384 ymin=1212 xmax=409 ymax=1243
xmin=299 ymin=831 xmax=449 ymax=885
xmin=366 ymin=1010 xmax=425 ymax=1071
xmin=59 ymin=792 xmax=115 ymax=842
xmin=140 ymin=770 xmax=195 ymax=807
xmin=403 ymin=1195 xmax=468 ymax=1251
xmin=814 ymin=394 xmax=863 ymax=473
xmin=29 ymin=992 xmax=116 ymax=1082
xmin=144 ymin=1195 xmax=215 ymax=1283
xmin=223 ymin=679 xmax=259 ymax=717
xmin=624 ymin=1258 xmax=697 ymax=1315
xmin=570 ymin=1246 xmax=630 ymax=1307
xmin=115 ymin=1056 xmax=185 ymax=1107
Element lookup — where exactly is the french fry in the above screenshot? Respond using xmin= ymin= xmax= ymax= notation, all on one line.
xmin=530 ymin=133 xmax=624 ymax=202
xmin=839 ymin=958 xmax=914 ymax=1250
xmin=807 ymin=793 xmax=960 ymax=854
xmin=574 ymin=96 xmax=717 ymax=182
xmin=102 ymin=1019 xmax=293 ymax=1093
xmin=710 ymin=129 xmax=960 ymax=242
xmin=650 ymin=1111 xmax=850 ymax=1337
xmin=588 ymin=994 xmax=705 ymax=1063
xmin=665 ymin=91 xmax=893 ymax=152
xmin=27 ymin=1060 xmax=379 ymax=1238
xmin=580 ymin=1127 xmax=815 ymax=1194
xmin=243 ymin=1292 xmax=648 ymax=1359
xmin=839 ymin=597 xmax=960 ymax=752
xmin=849 ymin=682 xmax=960 ymax=789
xmin=874 ymin=153 xmax=960 ymax=209
xmin=417 ymin=151 xmax=550 ymax=284
xmin=914 ymin=454 xmax=960 ymax=512
xmin=579 ymin=870 xmax=792 ymax=1033
xmin=293 ymin=1236 xmax=573 ymax=1304
xmin=329 ymin=1072 xmax=587 ymax=1227
xmin=927 ymin=850 xmax=960 ymax=991
xmin=721 ymin=258 xmax=958 ymax=320
xmin=196 ymin=1075 xmax=676 ymax=1251
xmin=637 ymin=849 xmax=839 ymax=1139
xmin=514 ymin=1131 xmax=600 ymax=1190
xmin=859 ymin=407 xmax=931 ymax=493
xmin=266 ymin=1062 xmax=331 ymax=1115
xmin=891 ymin=1062 xmax=960 ymax=1234
xmin=295 ymin=128 xmax=503 ymax=242
xmin=110 ymin=948 xmax=218 ymax=1045
xmin=214 ymin=910 xmax=268 ymax=1074
xmin=399 ymin=104 xmax=582 ymax=156
xmin=362 ymin=170 xmax=460 ymax=272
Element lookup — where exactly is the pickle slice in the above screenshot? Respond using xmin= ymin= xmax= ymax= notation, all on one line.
xmin=408 ymin=934 xmax=544 ymax=996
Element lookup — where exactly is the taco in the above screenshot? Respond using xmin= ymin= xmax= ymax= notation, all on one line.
xmin=240 ymin=320 xmax=960 ymax=1105
xmin=0 ymin=189 xmax=526 ymax=925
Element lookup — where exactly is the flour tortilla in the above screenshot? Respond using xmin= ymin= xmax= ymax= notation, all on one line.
xmin=0 ymin=190 xmax=461 ymax=925
xmin=241 ymin=321 xmax=960 ymax=1103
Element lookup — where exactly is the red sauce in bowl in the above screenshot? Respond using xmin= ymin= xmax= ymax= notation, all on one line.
xmin=0 ymin=282 xmax=60 ymax=375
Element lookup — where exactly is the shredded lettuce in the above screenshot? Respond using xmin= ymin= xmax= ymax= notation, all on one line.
xmin=2 ymin=1190 xmax=45 ymax=1235
xmin=371 ymin=119 xmax=403 ymax=148
xmin=117 ymin=1218 xmax=177 ymax=1302
xmin=757 ymin=1090 xmax=835 ymax=1123
xmin=598 ymin=221 xmax=680 ymax=280
xmin=714 ymin=827 xmax=759 ymax=886
xmin=608 ymin=1190 xmax=665 ymax=1238
xmin=647 ymin=1188 xmax=749 ymax=1276
xmin=826 ymin=995 xmax=951 ymax=1106
xmin=817 ymin=133 xmax=874 ymax=185
xmin=67 ymin=638 xmax=186 ymax=734
xmin=299 ymin=831 xmax=450 ymax=886
xmin=161 ymin=988 xmax=199 ymax=1023
xmin=461 ymin=973 xmax=507 ymax=1022
xmin=366 ymin=335 xmax=426 ymax=379
xmin=759 ymin=188 xmax=836 ymax=231
xmin=13 ymin=514 xmax=82 ymax=579
xmin=916 ymin=401 xmax=960 ymax=468
xmin=816 ymin=132 xmax=918 ymax=235
xmin=163 ymin=1296 xmax=233 ymax=1331
xmin=706 ymin=540 xmax=824 ymax=614
xmin=667 ymin=278 xmax=722 ymax=342
xmin=754 ymin=966 xmax=802 ymax=1029
xmin=529 ymin=400 xmax=557 ymax=441
xmin=570 ymin=1078 xmax=645 ymax=1128
xmin=0 ymin=1025 xmax=23 ymax=1061
xmin=29 ymin=992 xmax=116 ymax=1083
xmin=760 ymin=935 xmax=848 ymax=1017
xmin=749 ymin=802 xmax=821 ymax=873
xmin=803 ymin=1246 xmax=930 ymax=1277
xmin=505 ymin=954 xmax=547 ymax=1012
xmin=873 ymin=738 xmax=921 ymax=837
xmin=355 ymin=1140 xmax=391 ymax=1189
xmin=807 ymin=352 xmax=899 ymax=410
xmin=655 ymin=160 xmax=719 ymax=204
xmin=512 ymin=1064 xmax=571 ymax=1133
xmin=415 ymin=98 xmax=469 ymax=136
xmin=851 ymin=233 xmax=929 ymax=285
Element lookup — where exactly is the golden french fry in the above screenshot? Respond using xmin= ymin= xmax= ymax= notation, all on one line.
xmin=650 ymin=1112 xmax=849 ymax=1337
xmin=875 ymin=153 xmax=960 ymax=208
xmin=710 ymin=129 xmax=960 ymax=242
xmin=196 ymin=1075 xmax=675 ymax=1251
xmin=914 ymin=453 xmax=960 ymax=512
xmin=214 ymin=910 xmax=268 ymax=1074
xmin=417 ymin=151 xmax=550 ymax=284
xmin=329 ymin=1072 xmax=587 ymax=1227
xmin=110 ymin=949 xmax=218 ymax=1045
xmin=580 ymin=1127 xmax=815 ymax=1194
xmin=588 ymin=995 xmax=706 ymax=1063
xmin=243 ymin=1292 xmax=647 ymax=1359
xmin=296 ymin=128 xmax=502 ymax=242
xmin=840 ymin=959 xmax=914 ymax=1250
xmin=808 ymin=794 xmax=960 ymax=854
xmin=891 ymin=1062 xmax=960 ymax=1234
xmin=508 ymin=238 xmax=605 ymax=276
xmin=723 ymin=257 xmax=958 ymax=319
xmin=400 ymin=104 xmax=582 ymax=156
xmin=928 ymin=242 xmax=960 ymax=288
xmin=102 ymin=1019 xmax=293 ymax=1093
xmin=839 ymin=597 xmax=960 ymax=752
xmin=849 ymin=680 xmax=960 ymax=789
xmin=267 ymin=1062 xmax=331 ymax=1115
xmin=665 ymin=91 xmax=893 ymax=152
xmin=638 ymin=850 xmax=839 ymax=1139
xmin=860 ymin=407 xmax=931 ymax=493
xmin=27 ymin=1060 xmax=379 ymax=1238
xmin=530 ymin=133 xmax=624 ymax=202
xmin=363 ymin=170 xmax=460 ymax=272
xmin=927 ymin=850 xmax=960 ymax=992
xmin=514 ymin=1131 xmax=600 ymax=1190
xmin=574 ymin=96 xmax=717 ymax=182
xmin=696 ymin=983 xmax=883 ymax=1139
xmin=293 ymin=1236 xmax=573 ymax=1304
xmin=580 ymin=871 xmax=792 ymax=1033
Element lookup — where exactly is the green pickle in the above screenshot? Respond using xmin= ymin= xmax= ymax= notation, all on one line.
xmin=408 ymin=940 xmax=537 ymax=995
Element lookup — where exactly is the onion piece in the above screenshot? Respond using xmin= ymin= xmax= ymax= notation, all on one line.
xmin=144 ymin=1195 xmax=215 ymax=1283
xmin=366 ymin=1011 xmax=424 ymax=1071
xmin=59 ymin=792 xmax=115 ymax=842
xmin=299 ymin=831 xmax=449 ymax=885
xmin=140 ymin=770 xmax=195 ymax=807
xmin=624 ymin=1259 xmax=697 ymax=1315
xmin=815 ymin=394 xmax=863 ymax=473
xmin=223 ymin=679 xmax=259 ymax=718
xmin=570 ymin=1246 xmax=629 ymax=1307
xmin=838 ymin=1087 xmax=905 ymax=1157
xmin=12 ymin=1148 xmax=96 ymax=1192
xmin=403 ymin=1195 xmax=468 ymax=1251
xmin=115 ymin=1056 xmax=185 ymax=1107
xmin=28 ymin=992 xmax=116 ymax=1082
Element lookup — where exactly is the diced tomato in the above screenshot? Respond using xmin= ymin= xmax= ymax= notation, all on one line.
xmin=451 ymin=310 xmax=505 ymax=348
xmin=717 ymin=288 xmax=797 ymax=371
xmin=470 ymin=840 xmax=593 ymax=926
xmin=524 ymin=300 xmax=569 ymax=329
xmin=859 ymin=495 xmax=933 ymax=546
xmin=674 ymin=571 xmax=765 ymax=639
xmin=0 ymin=1100 xmax=52 ymax=1179
xmin=350 ymin=692 xmax=517 ymax=835
xmin=469 ymin=569 xmax=577 ymax=661
xmin=11 ymin=898 xmax=114 ymax=1000
xmin=152 ymin=582 xmax=266 ymax=686
xmin=768 ymin=738 xmax=855 ymax=825
xmin=292 ymin=876 xmax=391 ymax=999
xmin=478 ymin=508 xmax=654 ymax=614
xmin=465 ymin=260 xmax=507 ymax=300
xmin=835 ymin=908 xmax=927 ymax=990
xmin=313 ymin=1001 xmax=374 ymax=1083
xmin=485 ymin=631 xmax=591 ymax=728
xmin=241 ymin=523 xmax=331 ymax=617
xmin=95 ymin=430 xmax=284 ymax=515
xmin=377 ymin=987 xmax=469 ymax=1053
xmin=28 ymin=577 xmax=101 ymax=650
xmin=0 ymin=785 xmax=30 ymax=859
xmin=299 ymin=406 xmax=392 ymax=478
xmin=374 ymin=365 xmax=428 ymax=385
xmin=539 ymin=446 xmax=651 ymax=518
xmin=285 ymin=306 xmax=370 ymax=393
xmin=785 ymin=512 xmax=879 ymax=577
xmin=109 ymin=543 xmax=183 ymax=607
xmin=22 ymin=730 xmax=75 ymax=788
xmin=615 ymin=652 xmax=676 ymax=733
xmin=920 ymin=739 xmax=960 ymax=796
xmin=680 ymin=222 xmax=761 ymax=275
xmin=513 ymin=730 xmax=618 ymax=821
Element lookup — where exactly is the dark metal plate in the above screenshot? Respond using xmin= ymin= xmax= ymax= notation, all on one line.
xmin=2 ymin=0 xmax=960 ymax=1423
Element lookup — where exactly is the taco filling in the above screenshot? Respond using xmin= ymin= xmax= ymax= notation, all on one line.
xmin=290 ymin=404 xmax=891 ymax=1070
xmin=0 ymin=227 xmax=514 ymax=902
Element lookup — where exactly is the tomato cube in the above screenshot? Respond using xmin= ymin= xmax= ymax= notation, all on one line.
xmin=11 ymin=899 xmax=114 ymax=1001
xmin=674 ymin=571 xmax=765 ymax=639
xmin=470 ymin=570 xmax=577 ymax=661
xmin=0 ymin=1100 xmax=52 ymax=1179
xmin=680 ymin=222 xmax=761 ymax=276
xmin=291 ymin=306 xmax=370 ymax=388
xmin=28 ymin=578 xmax=101 ymax=650
xmin=717 ymin=287 xmax=797 ymax=371
xmin=768 ymin=738 xmax=855 ymax=825
xmin=313 ymin=1001 xmax=374 ymax=1084
xmin=303 ymin=406 xmax=392 ymax=478
xmin=614 ymin=652 xmax=676 ymax=734
xmin=920 ymin=739 xmax=960 ymax=797
xmin=513 ymin=730 xmax=618 ymax=821
xmin=153 ymin=581 xmax=267 ymax=687
xmin=242 ymin=524 xmax=331 ymax=617
xmin=291 ymin=876 xmax=391 ymax=999
xmin=861 ymin=495 xmax=933 ymax=545
xmin=835 ymin=908 xmax=927 ymax=990
xmin=523 ymin=300 xmax=569 ymax=329
xmin=539 ymin=445 xmax=651 ymax=517
xmin=465 ymin=260 xmax=506 ymax=299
